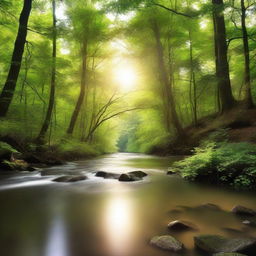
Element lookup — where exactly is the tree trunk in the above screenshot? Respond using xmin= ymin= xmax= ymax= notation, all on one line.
xmin=151 ymin=19 xmax=184 ymax=137
xmin=241 ymin=0 xmax=253 ymax=108
xmin=188 ymin=30 xmax=197 ymax=125
xmin=67 ymin=41 xmax=88 ymax=135
xmin=36 ymin=0 xmax=57 ymax=143
xmin=0 ymin=0 xmax=32 ymax=117
xmin=212 ymin=0 xmax=235 ymax=112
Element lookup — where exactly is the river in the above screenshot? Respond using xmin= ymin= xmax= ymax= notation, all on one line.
xmin=0 ymin=153 xmax=255 ymax=256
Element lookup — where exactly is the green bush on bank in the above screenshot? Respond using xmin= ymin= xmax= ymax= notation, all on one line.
xmin=172 ymin=140 xmax=256 ymax=189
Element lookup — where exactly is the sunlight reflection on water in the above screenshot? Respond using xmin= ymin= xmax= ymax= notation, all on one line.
xmin=45 ymin=216 xmax=68 ymax=256
xmin=104 ymin=196 xmax=134 ymax=256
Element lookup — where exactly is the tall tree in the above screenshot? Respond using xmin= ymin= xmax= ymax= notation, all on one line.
xmin=212 ymin=0 xmax=235 ymax=112
xmin=150 ymin=18 xmax=184 ymax=137
xmin=67 ymin=40 xmax=88 ymax=135
xmin=37 ymin=0 xmax=57 ymax=142
xmin=0 ymin=0 xmax=33 ymax=117
xmin=240 ymin=0 xmax=253 ymax=108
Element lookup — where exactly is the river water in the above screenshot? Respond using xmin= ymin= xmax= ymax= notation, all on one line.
xmin=0 ymin=153 xmax=255 ymax=256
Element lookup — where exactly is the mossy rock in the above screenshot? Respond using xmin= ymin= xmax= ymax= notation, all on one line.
xmin=194 ymin=235 xmax=256 ymax=254
xmin=150 ymin=235 xmax=183 ymax=252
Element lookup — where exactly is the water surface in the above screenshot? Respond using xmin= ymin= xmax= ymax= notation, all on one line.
xmin=0 ymin=153 xmax=255 ymax=256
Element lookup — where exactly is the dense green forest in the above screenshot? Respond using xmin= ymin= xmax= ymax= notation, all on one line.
xmin=0 ymin=0 xmax=256 ymax=163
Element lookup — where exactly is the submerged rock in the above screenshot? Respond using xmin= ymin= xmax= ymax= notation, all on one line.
xmin=194 ymin=235 xmax=256 ymax=254
xmin=150 ymin=235 xmax=183 ymax=252
xmin=167 ymin=220 xmax=197 ymax=231
xmin=232 ymin=205 xmax=256 ymax=217
xmin=53 ymin=175 xmax=87 ymax=183
xmin=196 ymin=203 xmax=221 ymax=211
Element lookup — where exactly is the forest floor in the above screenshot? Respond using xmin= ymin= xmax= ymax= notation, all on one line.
xmin=157 ymin=106 xmax=256 ymax=155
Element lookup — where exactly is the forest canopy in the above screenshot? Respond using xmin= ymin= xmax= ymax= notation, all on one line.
xmin=0 ymin=0 xmax=255 ymax=155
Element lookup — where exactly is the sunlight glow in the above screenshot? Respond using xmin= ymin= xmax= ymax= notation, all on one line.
xmin=104 ymin=197 xmax=134 ymax=256
xmin=114 ymin=65 xmax=137 ymax=91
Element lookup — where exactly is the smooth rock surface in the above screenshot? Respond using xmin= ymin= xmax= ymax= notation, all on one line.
xmin=231 ymin=205 xmax=256 ymax=217
xmin=194 ymin=235 xmax=256 ymax=254
xmin=128 ymin=170 xmax=147 ymax=178
xmin=95 ymin=171 xmax=121 ymax=179
xmin=167 ymin=220 xmax=197 ymax=231
xmin=53 ymin=175 xmax=87 ymax=183
xmin=150 ymin=235 xmax=183 ymax=252
xmin=118 ymin=173 xmax=135 ymax=182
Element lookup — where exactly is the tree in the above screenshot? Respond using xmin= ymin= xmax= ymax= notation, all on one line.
xmin=240 ymin=0 xmax=253 ymax=108
xmin=37 ymin=0 xmax=57 ymax=143
xmin=212 ymin=0 xmax=235 ymax=112
xmin=150 ymin=17 xmax=184 ymax=137
xmin=0 ymin=0 xmax=33 ymax=117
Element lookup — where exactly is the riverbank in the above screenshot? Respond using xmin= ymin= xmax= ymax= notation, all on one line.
xmin=0 ymin=136 xmax=101 ymax=172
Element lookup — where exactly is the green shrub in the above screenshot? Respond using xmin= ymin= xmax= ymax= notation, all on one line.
xmin=172 ymin=141 xmax=256 ymax=189
xmin=0 ymin=142 xmax=17 ymax=157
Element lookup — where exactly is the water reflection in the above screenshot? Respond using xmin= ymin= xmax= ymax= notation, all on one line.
xmin=104 ymin=196 xmax=134 ymax=256
xmin=45 ymin=216 xmax=68 ymax=256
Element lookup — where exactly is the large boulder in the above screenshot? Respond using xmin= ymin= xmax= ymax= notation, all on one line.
xmin=150 ymin=235 xmax=183 ymax=252
xmin=231 ymin=205 xmax=256 ymax=217
xmin=194 ymin=235 xmax=256 ymax=254
xmin=213 ymin=253 xmax=247 ymax=256
xmin=167 ymin=220 xmax=197 ymax=231
xmin=53 ymin=175 xmax=87 ymax=183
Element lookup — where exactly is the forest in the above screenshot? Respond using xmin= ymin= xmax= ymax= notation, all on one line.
xmin=0 ymin=1 xmax=256 ymax=256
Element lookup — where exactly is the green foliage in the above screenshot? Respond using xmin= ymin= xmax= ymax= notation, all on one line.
xmin=58 ymin=139 xmax=101 ymax=159
xmin=0 ymin=142 xmax=17 ymax=156
xmin=173 ymin=140 xmax=256 ymax=189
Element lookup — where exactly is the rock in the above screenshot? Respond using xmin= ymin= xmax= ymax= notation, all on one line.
xmin=95 ymin=171 xmax=120 ymax=179
xmin=167 ymin=170 xmax=176 ymax=175
xmin=242 ymin=219 xmax=256 ymax=227
xmin=27 ymin=166 xmax=37 ymax=172
xmin=231 ymin=205 xmax=256 ymax=217
xmin=150 ymin=235 xmax=183 ymax=252
xmin=95 ymin=171 xmax=107 ymax=177
xmin=196 ymin=203 xmax=221 ymax=211
xmin=194 ymin=235 xmax=256 ymax=254
xmin=167 ymin=220 xmax=197 ymax=231
xmin=53 ymin=175 xmax=87 ymax=183
xmin=128 ymin=170 xmax=147 ymax=178
xmin=213 ymin=253 xmax=247 ymax=256
xmin=118 ymin=173 xmax=135 ymax=182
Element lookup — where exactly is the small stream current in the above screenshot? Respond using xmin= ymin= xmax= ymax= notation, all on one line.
xmin=0 ymin=153 xmax=255 ymax=256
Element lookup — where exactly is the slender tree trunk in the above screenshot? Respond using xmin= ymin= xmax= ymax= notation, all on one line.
xmin=36 ymin=0 xmax=57 ymax=143
xmin=0 ymin=0 xmax=32 ymax=117
xmin=241 ymin=0 xmax=253 ymax=108
xmin=151 ymin=19 xmax=184 ymax=137
xmin=188 ymin=30 xmax=197 ymax=125
xmin=212 ymin=0 xmax=235 ymax=112
xmin=67 ymin=41 xmax=87 ymax=135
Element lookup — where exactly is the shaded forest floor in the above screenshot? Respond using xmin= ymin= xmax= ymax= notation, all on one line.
xmin=153 ymin=106 xmax=256 ymax=155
